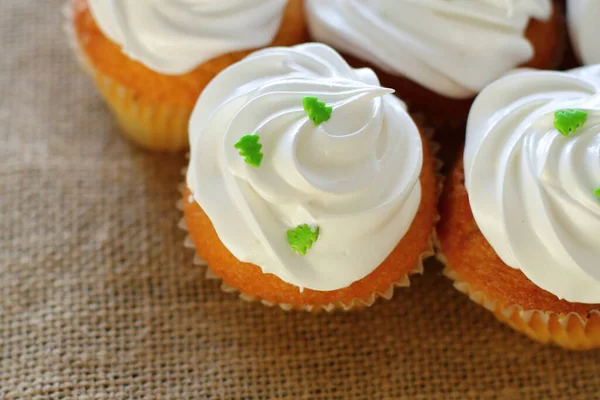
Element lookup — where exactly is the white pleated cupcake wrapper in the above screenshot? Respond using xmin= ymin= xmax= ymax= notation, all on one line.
xmin=435 ymin=247 xmax=600 ymax=330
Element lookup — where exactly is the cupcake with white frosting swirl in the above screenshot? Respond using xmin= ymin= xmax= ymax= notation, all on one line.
xmin=182 ymin=44 xmax=438 ymax=311
xmin=66 ymin=0 xmax=307 ymax=151
xmin=305 ymin=0 xmax=564 ymax=131
xmin=438 ymin=66 xmax=600 ymax=350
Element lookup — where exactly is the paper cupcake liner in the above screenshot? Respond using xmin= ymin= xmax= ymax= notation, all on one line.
xmin=177 ymin=132 xmax=441 ymax=312
xmin=63 ymin=2 xmax=190 ymax=152
xmin=436 ymin=250 xmax=600 ymax=350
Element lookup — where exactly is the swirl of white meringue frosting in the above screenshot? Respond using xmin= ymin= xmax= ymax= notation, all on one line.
xmin=186 ymin=44 xmax=424 ymax=291
xmin=464 ymin=66 xmax=600 ymax=304
xmin=88 ymin=0 xmax=288 ymax=75
xmin=305 ymin=0 xmax=552 ymax=99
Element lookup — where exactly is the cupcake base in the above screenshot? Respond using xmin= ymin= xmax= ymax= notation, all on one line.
xmin=179 ymin=187 xmax=435 ymax=313
xmin=65 ymin=0 xmax=308 ymax=152
xmin=179 ymin=130 xmax=440 ymax=312
xmin=441 ymin=264 xmax=600 ymax=350
xmin=177 ymin=196 xmax=432 ymax=312
xmin=437 ymin=158 xmax=600 ymax=350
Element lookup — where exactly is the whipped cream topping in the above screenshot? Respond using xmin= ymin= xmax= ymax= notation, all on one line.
xmin=305 ymin=0 xmax=552 ymax=99
xmin=88 ymin=0 xmax=288 ymax=75
xmin=568 ymin=0 xmax=600 ymax=65
xmin=464 ymin=66 xmax=600 ymax=304
xmin=187 ymin=44 xmax=424 ymax=291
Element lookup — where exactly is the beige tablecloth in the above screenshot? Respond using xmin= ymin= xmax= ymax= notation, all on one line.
xmin=1 ymin=1 xmax=599 ymax=399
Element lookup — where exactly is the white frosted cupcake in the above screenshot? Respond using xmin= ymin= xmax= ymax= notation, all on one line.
xmin=181 ymin=44 xmax=438 ymax=312
xmin=67 ymin=0 xmax=307 ymax=151
xmin=438 ymin=65 xmax=600 ymax=349
xmin=305 ymin=0 xmax=564 ymax=130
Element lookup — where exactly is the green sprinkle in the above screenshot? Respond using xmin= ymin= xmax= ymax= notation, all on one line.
xmin=287 ymin=224 xmax=320 ymax=255
xmin=594 ymin=188 xmax=600 ymax=201
xmin=554 ymin=109 xmax=588 ymax=137
xmin=303 ymin=96 xmax=332 ymax=126
xmin=234 ymin=134 xmax=263 ymax=167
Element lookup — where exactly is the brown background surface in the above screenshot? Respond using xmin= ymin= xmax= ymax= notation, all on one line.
xmin=1 ymin=1 xmax=600 ymax=399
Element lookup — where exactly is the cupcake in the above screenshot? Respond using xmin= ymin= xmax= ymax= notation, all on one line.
xmin=304 ymin=0 xmax=564 ymax=132
xmin=67 ymin=0 xmax=307 ymax=151
xmin=438 ymin=66 xmax=600 ymax=349
xmin=182 ymin=43 xmax=438 ymax=312
xmin=567 ymin=0 xmax=600 ymax=65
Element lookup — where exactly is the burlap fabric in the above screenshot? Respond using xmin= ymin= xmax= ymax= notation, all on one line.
xmin=2 ymin=1 xmax=600 ymax=399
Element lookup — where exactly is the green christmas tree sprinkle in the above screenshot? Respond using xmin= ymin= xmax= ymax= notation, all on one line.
xmin=554 ymin=109 xmax=588 ymax=137
xmin=594 ymin=188 xmax=600 ymax=201
xmin=303 ymin=97 xmax=332 ymax=126
xmin=287 ymin=224 xmax=320 ymax=255
xmin=234 ymin=134 xmax=263 ymax=167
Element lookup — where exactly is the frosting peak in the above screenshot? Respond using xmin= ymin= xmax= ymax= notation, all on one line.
xmin=88 ymin=0 xmax=288 ymax=75
xmin=305 ymin=0 xmax=552 ymax=99
xmin=464 ymin=66 xmax=600 ymax=304
xmin=187 ymin=44 xmax=424 ymax=291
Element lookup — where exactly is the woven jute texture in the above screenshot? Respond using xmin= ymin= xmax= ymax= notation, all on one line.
xmin=2 ymin=1 xmax=600 ymax=399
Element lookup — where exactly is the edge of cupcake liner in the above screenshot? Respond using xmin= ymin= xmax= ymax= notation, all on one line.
xmin=63 ymin=2 xmax=133 ymax=107
xmin=62 ymin=4 xmax=147 ymax=108
xmin=63 ymin=2 xmax=151 ymax=106
xmin=434 ymin=248 xmax=600 ymax=330
xmin=63 ymin=1 xmax=96 ymax=77
xmin=412 ymin=112 xmax=444 ymax=193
